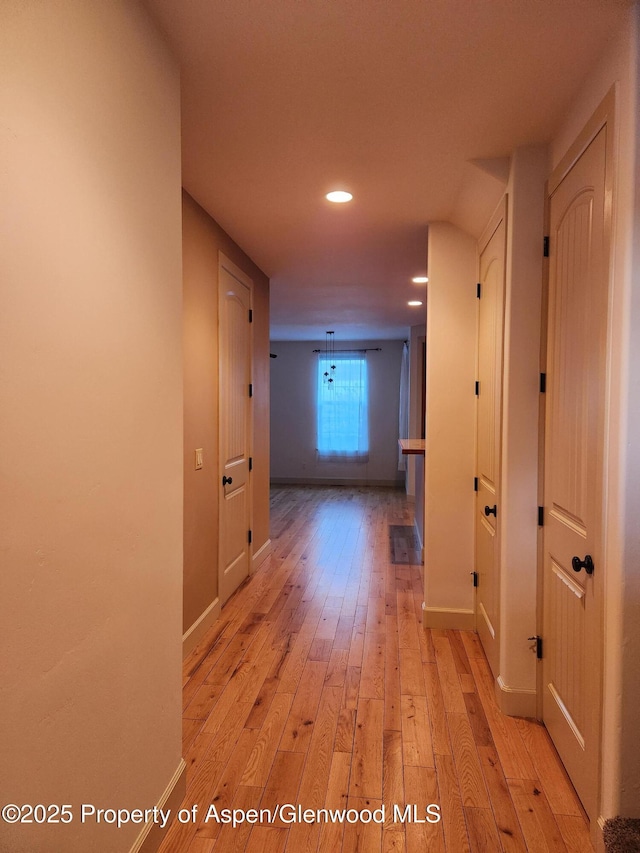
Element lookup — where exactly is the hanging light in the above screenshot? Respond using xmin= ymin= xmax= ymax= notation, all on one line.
xmin=324 ymin=331 xmax=336 ymax=386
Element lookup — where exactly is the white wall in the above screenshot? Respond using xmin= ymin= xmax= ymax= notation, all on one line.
xmin=182 ymin=192 xmax=271 ymax=652
xmin=424 ymin=223 xmax=477 ymax=627
xmin=0 ymin=3 xmax=183 ymax=851
xmin=270 ymin=339 xmax=405 ymax=485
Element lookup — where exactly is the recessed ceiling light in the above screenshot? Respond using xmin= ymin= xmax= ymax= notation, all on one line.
xmin=412 ymin=276 xmax=428 ymax=283
xmin=408 ymin=300 xmax=423 ymax=307
xmin=325 ymin=190 xmax=353 ymax=203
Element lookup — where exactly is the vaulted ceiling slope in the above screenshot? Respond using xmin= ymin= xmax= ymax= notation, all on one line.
xmin=146 ymin=0 xmax=630 ymax=339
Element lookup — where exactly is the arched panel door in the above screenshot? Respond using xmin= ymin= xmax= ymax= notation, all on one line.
xmin=542 ymin=123 xmax=609 ymax=818
xmin=219 ymin=254 xmax=253 ymax=605
xmin=475 ymin=201 xmax=506 ymax=676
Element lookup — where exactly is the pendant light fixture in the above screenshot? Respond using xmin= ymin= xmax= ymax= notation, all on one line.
xmin=323 ymin=331 xmax=336 ymax=386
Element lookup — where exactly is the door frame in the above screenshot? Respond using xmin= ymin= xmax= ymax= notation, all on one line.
xmin=536 ymin=88 xmax=615 ymax=829
xmin=218 ymin=251 xmax=254 ymax=604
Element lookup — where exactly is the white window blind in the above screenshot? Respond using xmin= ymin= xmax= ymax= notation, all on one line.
xmin=316 ymin=354 xmax=369 ymax=461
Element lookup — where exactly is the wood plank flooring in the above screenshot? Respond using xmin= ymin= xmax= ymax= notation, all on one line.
xmin=159 ymin=485 xmax=592 ymax=853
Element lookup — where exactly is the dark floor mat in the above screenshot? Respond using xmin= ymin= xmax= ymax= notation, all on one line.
xmin=603 ymin=818 xmax=640 ymax=853
xmin=389 ymin=524 xmax=422 ymax=564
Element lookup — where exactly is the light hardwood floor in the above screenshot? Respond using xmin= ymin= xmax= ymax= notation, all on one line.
xmin=159 ymin=486 xmax=593 ymax=853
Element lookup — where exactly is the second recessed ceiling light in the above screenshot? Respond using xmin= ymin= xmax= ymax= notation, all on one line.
xmin=326 ymin=190 xmax=353 ymax=203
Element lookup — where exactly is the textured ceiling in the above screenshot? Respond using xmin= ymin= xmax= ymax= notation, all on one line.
xmin=146 ymin=0 xmax=629 ymax=339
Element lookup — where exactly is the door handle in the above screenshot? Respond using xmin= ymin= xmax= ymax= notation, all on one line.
xmin=572 ymin=554 xmax=594 ymax=575
xmin=222 ymin=475 xmax=233 ymax=486
xmin=484 ymin=505 xmax=497 ymax=517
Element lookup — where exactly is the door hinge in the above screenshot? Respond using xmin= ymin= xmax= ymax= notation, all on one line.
xmin=529 ymin=635 xmax=543 ymax=659
xmin=474 ymin=477 xmax=479 ymax=492
xmin=249 ymin=383 xmax=253 ymax=397
xmin=249 ymin=456 xmax=253 ymax=472
xmin=476 ymin=282 xmax=482 ymax=299
xmin=248 ymin=308 xmax=253 ymax=323
xmin=540 ymin=372 xmax=546 ymax=393
xmin=475 ymin=381 xmax=480 ymax=396
xmin=543 ymin=236 xmax=550 ymax=257
xmin=538 ymin=506 xmax=544 ymax=527
xmin=471 ymin=571 xmax=478 ymax=588
xmin=248 ymin=529 xmax=252 ymax=545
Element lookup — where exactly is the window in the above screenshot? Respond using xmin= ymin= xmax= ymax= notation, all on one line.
xmin=316 ymin=354 xmax=369 ymax=461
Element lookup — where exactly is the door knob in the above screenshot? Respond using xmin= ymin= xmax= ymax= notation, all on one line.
xmin=571 ymin=554 xmax=594 ymax=575
xmin=222 ymin=475 xmax=233 ymax=486
xmin=484 ymin=505 xmax=497 ymax=517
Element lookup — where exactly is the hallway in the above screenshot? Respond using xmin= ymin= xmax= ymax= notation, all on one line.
xmin=159 ymin=487 xmax=591 ymax=853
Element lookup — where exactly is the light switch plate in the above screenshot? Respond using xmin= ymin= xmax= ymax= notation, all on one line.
xmin=195 ymin=448 xmax=203 ymax=470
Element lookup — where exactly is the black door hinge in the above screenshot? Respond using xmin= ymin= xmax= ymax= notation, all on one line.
xmin=474 ymin=477 xmax=479 ymax=492
xmin=540 ymin=373 xmax=546 ymax=393
xmin=543 ymin=236 xmax=550 ymax=257
xmin=472 ymin=571 xmax=478 ymax=588
xmin=248 ymin=309 xmax=253 ymax=323
xmin=248 ymin=529 xmax=252 ymax=545
xmin=529 ymin=636 xmax=543 ymax=659
xmin=249 ymin=383 xmax=253 ymax=397
xmin=538 ymin=506 xmax=544 ymax=527
xmin=475 ymin=381 xmax=480 ymax=396
xmin=476 ymin=282 xmax=482 ymax=299
xmin=249 ymin=456 xmax=253 ymax=472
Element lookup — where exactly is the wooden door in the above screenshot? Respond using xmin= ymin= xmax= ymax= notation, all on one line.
xmin=475 ymin=202 xmax=506 ymax=676
xmin=542 ymin=124 xmax=608 ymax=817
xmin=218 ymin=254 xmax=252 ymax=605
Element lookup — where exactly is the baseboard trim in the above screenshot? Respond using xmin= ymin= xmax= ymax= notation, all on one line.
xmin=182 ymin=597 xmax=221 ymax=659
xmin=595 ymin=815 xmax=606 ymax=853
xmin=270 ymin=477 xmax=404 ymax=488
xmin=495 ymin=675 xmax=537 ymax=718
xmin=129 ymin=758 xmax=186 ymax=853
xmin=252 ymin=538 xmax=272 ymax=572
xmin=422 ymin=605 xmax=476 ymax=630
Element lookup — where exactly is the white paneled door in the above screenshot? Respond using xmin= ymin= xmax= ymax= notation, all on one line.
xmin=475 ymin=201 xmax=506 ymax=677
xmin=218 ymin=254 xmax=253 ymax=606
xmin=542 ymin=123 xmax=609 ymax=818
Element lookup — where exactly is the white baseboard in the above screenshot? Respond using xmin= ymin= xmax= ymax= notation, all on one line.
xmin=422 ymin=604 xmax=476 ymax=631
xmin=129 ymin=758 xmax=186 ymax=853
xmin=594 ymin=815 xmax=606 ymax=853
xmin=252 ymin=538 xmax=272 ymax=572
xmin=495 ymin=675 xmax=537 ymax=718
xmin=182 ymin=597 xmax=221 ymax=659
